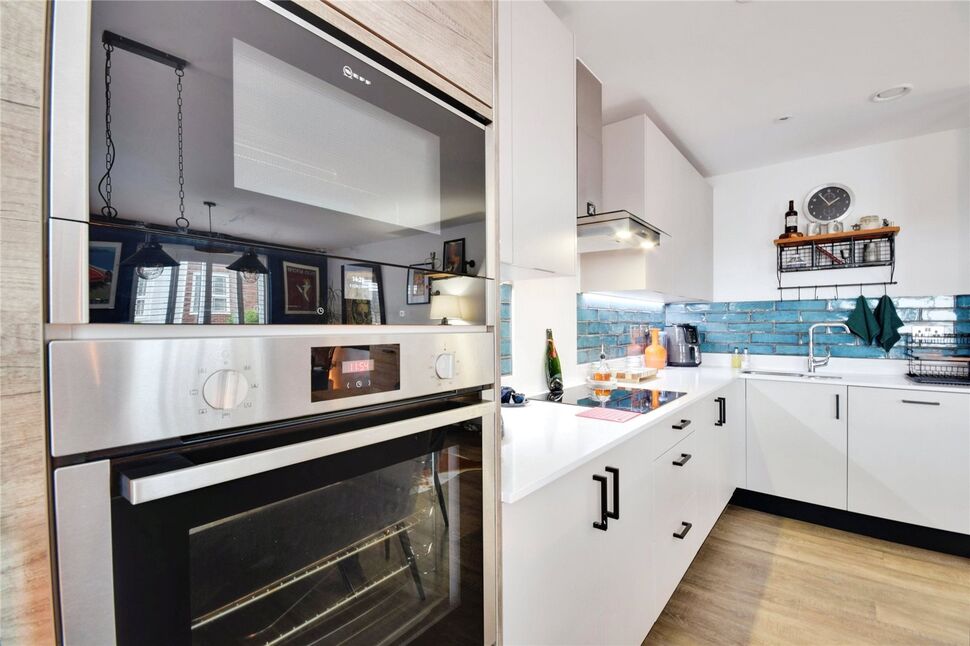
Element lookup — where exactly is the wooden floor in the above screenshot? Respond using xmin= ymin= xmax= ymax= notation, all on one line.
xmin=644 ymin=505 xmax=970 ymax=646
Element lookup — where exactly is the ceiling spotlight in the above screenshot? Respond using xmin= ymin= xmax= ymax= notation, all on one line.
xmin=616 ymin=230 xmax=632 ymax=240
xmin=775 ymin=115 xmax=793 ymax=123
xmin=870 ymin=84 xmax=913 ymax=103
xmin=639 ymin=239 xmax=656 ymax=250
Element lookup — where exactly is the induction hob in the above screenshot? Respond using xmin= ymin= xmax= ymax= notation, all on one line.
xmin=530 ymin=385 xmax=687 ymax=414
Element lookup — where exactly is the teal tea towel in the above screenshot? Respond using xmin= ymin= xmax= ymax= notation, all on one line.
xmin=874 ymin=295 xmax=904 ymax=351
xmin=845 ymin=295 xmax=879 ymax=345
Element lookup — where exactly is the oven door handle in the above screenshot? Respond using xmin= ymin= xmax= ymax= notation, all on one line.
xmin=121 ymin=401 xmax=494 ymax=505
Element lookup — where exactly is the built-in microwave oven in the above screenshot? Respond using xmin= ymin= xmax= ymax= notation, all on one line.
xmin=49 ymin=0 xmax=492 ymax=328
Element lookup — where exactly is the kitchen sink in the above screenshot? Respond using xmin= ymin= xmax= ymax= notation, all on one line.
xmin=741 ymin=369 xmax=842 ymax=380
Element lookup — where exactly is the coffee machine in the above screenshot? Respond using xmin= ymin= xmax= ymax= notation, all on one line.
xmin=665 ymin=324 xmax=702 ymax=366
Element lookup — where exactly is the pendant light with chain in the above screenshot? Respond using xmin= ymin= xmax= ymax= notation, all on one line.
xmin=104 ymin=31 xmax=188 ymax=279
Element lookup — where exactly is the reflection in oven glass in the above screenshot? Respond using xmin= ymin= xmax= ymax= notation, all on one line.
xmin=188 ymin=437 xmax=481 ymax=645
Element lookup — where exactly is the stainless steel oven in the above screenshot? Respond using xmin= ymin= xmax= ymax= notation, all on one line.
xmin=50 ymin=331 xmax=497 ymax=644
xmin=49 ymin=0 xmax=492 ymax=328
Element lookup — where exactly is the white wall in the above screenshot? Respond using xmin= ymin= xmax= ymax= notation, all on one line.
xmin=501 ymin=274 xmax=583 ymax=396
xmin=710 ymin=128 xmax=970 ymax=301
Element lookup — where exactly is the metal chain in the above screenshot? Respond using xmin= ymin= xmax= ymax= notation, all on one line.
xmin=174 ymin=67 xmax=189 ymax=231
xmin=97 ymin=42 xmax=117 ymax=218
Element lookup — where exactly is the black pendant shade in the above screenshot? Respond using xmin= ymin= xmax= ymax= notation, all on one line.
xmin=227 ymin=248 xmax=270 ymax=276
xmin=121 ymin=238 xmax=179 ymax=269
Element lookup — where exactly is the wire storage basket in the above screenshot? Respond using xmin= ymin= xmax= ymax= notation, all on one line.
xmin=905 ymin=332 xmax=970 ymax=386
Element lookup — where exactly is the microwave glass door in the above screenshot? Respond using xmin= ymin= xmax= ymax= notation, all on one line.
xmin=83 ymin=0 xmax=488 ymax=325
xmin=112 ymin=413 xmax=486 ymax=645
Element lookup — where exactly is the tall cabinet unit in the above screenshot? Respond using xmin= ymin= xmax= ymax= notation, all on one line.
xmin=746 ymin=380 xmax=848 ymax=510
xmin=498 ymin=0 xmax=577 ymax=278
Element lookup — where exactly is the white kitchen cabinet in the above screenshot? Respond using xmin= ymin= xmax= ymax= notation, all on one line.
xmin=848 ymin=387 xmax=970 ymax=534
xmin=746 ymin=379 xmax=848 ymax=510
xmin=581 ymin=114 xmax=712 ymax=300
xmin=706 ymin=379 xmax=746 ymax=517
xmin=718 ymin=378 xmax=747 ymax=495
xmin=497 ymin=0 xmax=577 ymax=278
xmin=502 ymin=432 xmax=652 ymax=645
xmin=651 ymin=430 xmax=702 ymax=617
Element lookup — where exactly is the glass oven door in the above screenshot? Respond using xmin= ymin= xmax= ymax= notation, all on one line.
xmin=109 ymin=400 xmax=495 ymax=645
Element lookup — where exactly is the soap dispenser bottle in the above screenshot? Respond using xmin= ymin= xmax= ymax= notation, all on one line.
xmin=731 ymin=347 xmax=742 ymax=369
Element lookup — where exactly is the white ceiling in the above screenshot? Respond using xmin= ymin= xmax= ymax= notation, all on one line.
xmin=550 ymin=1 xmax=970 ymax=177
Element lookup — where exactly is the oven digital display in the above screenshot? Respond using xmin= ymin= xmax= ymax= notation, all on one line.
xmin=341 ymin=359 xmax=375 ymax=374
xmin=311 ymin=344 xmax=400 ymax=402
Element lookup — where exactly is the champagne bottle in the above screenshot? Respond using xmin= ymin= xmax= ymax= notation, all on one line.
xmin=545 ymin=328 xmax=564 ymax=398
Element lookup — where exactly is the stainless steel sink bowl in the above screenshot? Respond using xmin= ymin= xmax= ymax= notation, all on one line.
xmin=740 ymin=369 xmax=842 ymax=380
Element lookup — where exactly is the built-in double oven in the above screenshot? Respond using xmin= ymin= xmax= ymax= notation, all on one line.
xmin=47 ymin=1 xmax=497 ymax=644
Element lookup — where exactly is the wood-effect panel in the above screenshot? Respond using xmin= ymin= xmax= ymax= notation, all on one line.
xmin=293 ymin=0 xmax=492 ymax=120
xmin=1 ymin=0 xmax=55 ymax=643
xmin=645 ymin=506 xmax=970 ymax=645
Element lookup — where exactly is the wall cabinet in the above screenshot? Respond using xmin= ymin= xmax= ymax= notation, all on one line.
xmin=746 ymin=380 xmax=848 ymax=510
xmin=295 ymin=0 xmax=493 ymax=119
xmin=848 ymin=387 xmax=970 ymax=534
xmin=581 ymin=114 xmax=713 ymax=301
xmin=498 ymin=0 xmax=577 ymax=278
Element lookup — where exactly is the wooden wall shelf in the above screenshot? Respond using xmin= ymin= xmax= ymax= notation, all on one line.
xmin=774 ymin=226 xmax=899 ymax=247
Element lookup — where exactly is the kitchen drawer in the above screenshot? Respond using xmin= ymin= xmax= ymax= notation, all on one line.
xmin=652 ymin=491 xmax=701 ymax=611
xmin=653 ymin=431 xmax=698 ymax=511
xmin=651 ymin=401 xmax=705 ymax=460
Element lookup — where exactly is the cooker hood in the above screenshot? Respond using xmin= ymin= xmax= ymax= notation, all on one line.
xmin=574 ymin=63 xmax=667 ymax=255
xmin=577 ymin=209 xmax=667 ymax=253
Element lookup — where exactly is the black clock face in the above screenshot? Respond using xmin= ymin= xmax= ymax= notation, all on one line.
xmin=807 ymin=186 xmax=851 ymax=221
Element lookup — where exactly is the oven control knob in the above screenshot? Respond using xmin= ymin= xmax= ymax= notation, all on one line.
xmin=434 ymin=353 xmax=455 ymax=380
xmin=202 ymin=369 xmax=249 ymax=410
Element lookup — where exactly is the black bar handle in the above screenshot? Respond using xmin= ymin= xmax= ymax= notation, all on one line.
xmin=672 ymin=419 xmax=692 ymax=430
xmin=835 ymin=393 xmax=840 ymax=420
xmin=592 ymin=475 xmax=608 ymax=531
xmin=901 ymin=399 xmax=941 ymax=406
xmin=673 ymin=521 xmax=693 ymax=540
xmin=672 ymin=453 xmax=692 ymax=467
xmin=714 ymin=397 xmax=726 ymax=426
xmin=605 ymin=466 xmax=619 ymax=520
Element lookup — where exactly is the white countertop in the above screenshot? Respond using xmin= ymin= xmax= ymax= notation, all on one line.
xmin=501 ymin=364 xmax=968 ymax=504
xmin=501 ymin=367 xmax=735 ymax=504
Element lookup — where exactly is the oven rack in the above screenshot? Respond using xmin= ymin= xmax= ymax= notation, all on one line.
xmin=191 ymin=509 xmax=426 ymax=632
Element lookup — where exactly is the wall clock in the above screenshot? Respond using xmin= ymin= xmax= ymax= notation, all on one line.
xmin=804 ymin=183 xmax=854 ymax=224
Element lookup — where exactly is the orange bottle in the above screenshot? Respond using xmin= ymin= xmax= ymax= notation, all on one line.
xmin=644 ymin=327 xmax=667 ymax=370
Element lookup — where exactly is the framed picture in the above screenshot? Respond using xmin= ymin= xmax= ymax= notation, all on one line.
xmin=89 ymin=241 xmax=122 ymax=309
xmin=406 ymin=263 xmax=433 ymax=305
xmin=342 ymin=263 xmax=385 ymax=324
xmin=442 ymin=238 xmax=465 ymax=274
xmin=283 ymin=261 xmax=320 ymax=315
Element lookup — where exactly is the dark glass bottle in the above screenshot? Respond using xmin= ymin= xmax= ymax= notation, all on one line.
xmin=545 ymin=328 xmax=564 ymax=399
xmin=784 ymin=200 xmax=798 ymax=235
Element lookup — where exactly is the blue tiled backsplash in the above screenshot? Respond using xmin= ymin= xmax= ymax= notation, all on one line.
xmin=499 ymin=293 xmax=968 ymax=370
xmin=667 ymin=295 xmax=969 ymax=359
xmin=499 ymin=283 xmax=512 ymax=375
xmin=576 ymin=293 xmax=665 ymax=364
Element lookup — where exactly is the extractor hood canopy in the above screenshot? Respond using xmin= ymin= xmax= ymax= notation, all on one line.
xmin=577 ymin=210 xmax=668 ymax=253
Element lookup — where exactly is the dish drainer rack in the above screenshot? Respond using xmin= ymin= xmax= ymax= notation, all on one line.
xmin=905 ymin=332 xmax=970 ymax=386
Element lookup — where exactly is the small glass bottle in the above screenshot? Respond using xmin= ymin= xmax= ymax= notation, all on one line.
xmin=591 ymin=345 xmax=614 ymax=404
xmin=731 ymin=347 xmax=742 ymax=369
xmin=644 ymin=327 xmax=667 ymax=370
xmin=742 ymin=348 xmax=751 ymax=370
